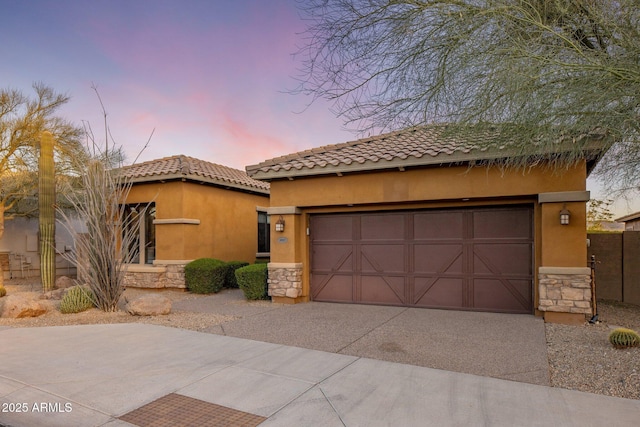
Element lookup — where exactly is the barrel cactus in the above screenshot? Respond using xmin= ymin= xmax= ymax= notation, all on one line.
xmin=60 ymin=286 xmax=95 ymax=314
xmin=609 ymin=328 xmax=640 ymax=349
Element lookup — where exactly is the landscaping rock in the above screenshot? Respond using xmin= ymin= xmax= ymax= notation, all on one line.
xmin=0 ymin=295 xmax=47 ymax=318
xmin=55 ymin=276 xmax=75 ymax=289
xmin=40 ymin=289 xmax=65 ymax=300
xmin=126 ymin=294 xmax=172 ymax=316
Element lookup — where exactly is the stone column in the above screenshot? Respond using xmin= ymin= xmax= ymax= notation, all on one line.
xmin=267 ymin=206 xmax=306 ymax=303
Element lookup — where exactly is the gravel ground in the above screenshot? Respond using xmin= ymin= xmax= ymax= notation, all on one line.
xmin=1 ymin=279 xmax=639 ymax=400
xmin=0 ymin=282 xmax=237 ymax=332
xmin=545 ymin=300 xmax=640 ymax=400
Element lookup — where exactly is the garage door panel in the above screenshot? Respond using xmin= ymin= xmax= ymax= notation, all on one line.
xmin=311 ymin=245 xmax=353 ymax=272
xmin=473 ymin=244 xmax=532 ymax=275
xmin=473 ymin=209 xmax=532 ymax=239
xmin=361 ymin=244 xmax=405 ymax=273
xmin=360 ymin=276 xmax=405 ymax=305
xmin=361 ymin=214 xmax=405 ymax=240
xmin=311 ymin=274 xmax=354 ymax=302
xmin=472 ymin=279 xmax=532 ymax=313
xmin=312 ymin=215 xmax=353 ymax=241
xmin=414 ymin=244 xmax=463 ymax=274
xmin=414 ymin=277 xmax=464 ymax=308
xmin=414 ymin=211 xmax=464 ymax=239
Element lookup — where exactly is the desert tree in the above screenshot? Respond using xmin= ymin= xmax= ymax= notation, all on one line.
xmin=56 ymin=87 xmax=151 ymax=311
xmin=294 ymin=0 xmax=640 ymax=191
xmin=587 ymin=198 xmax=615 ymax=231
xmin=0 ymin=83 xmax=84 ymax=288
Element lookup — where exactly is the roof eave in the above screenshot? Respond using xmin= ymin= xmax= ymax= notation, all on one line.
xmin=615 ymin=212 xmax=640 ymax=223
xmin=127 ymin=173 xmax=270 ymax=195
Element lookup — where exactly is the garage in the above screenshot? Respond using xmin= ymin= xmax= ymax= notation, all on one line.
xmin=310 ymin=206 xmax=533 ymax=314
xmin=247 ymin=125 xmax=601 ymax=323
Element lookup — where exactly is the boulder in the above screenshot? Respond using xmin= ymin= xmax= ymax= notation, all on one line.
xmin=1 ymin=295 xmax=47 ymax=318
xmin=55 ymin=276 xmax=75 ymax=289
xmin=126 ymin=294 xmax=172 ymax=316
xmin=40 ymin=288 xmax=65 ymax=300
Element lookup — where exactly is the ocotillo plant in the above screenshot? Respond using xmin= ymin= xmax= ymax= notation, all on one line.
xmin=39 ymin=131 xmax=56 ymax=291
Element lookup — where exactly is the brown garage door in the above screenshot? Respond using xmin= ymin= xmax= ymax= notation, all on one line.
xmin=310 ymin=206 xmax=533 ymax=314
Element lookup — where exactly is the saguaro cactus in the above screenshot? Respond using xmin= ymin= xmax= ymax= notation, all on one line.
xmin=39 ymin=131 xmax=56 ymax=291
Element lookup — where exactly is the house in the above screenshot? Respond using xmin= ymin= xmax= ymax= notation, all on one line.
xmin=246 ymin=126 xmax=606 ymax=324
xmin=118 ymin=155 xmax=270 ymax=288
xmin=616 ymin=211 xmax=640 ymax=231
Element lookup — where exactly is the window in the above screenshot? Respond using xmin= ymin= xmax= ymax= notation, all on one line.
xmin=257 ymin=211 xmax=270 ymax=254
xmin=123 ymin=203 xmax=156 ymax=264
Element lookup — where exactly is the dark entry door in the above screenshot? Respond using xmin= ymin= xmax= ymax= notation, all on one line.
xmin=310 ymin=206 xmax=533 ymax=313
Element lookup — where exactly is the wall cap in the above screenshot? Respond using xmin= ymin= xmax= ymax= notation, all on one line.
xmin=267 ymin=206 xmax=302 ymax=215
xmin=152 ymin=259 xmax=193 ymax=265
xmin=539 ymin=266 xmax=591 ymax=275
xmin=538 ymin=191 xmax=590 ymax=203
xmin=268 ymin=262 xmax=303 ymax=269
xmin=124 ymin=264 xmax=167 ymax=273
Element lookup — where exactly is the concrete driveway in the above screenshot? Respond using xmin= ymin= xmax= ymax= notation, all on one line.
xmin=174 ymin=289 xmax=550 ymax=386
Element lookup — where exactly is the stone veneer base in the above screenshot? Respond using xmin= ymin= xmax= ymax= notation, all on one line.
xmin=268 ymin=263 xmax=303 ymax=299
xmin=124 ymin=263 xmax=187 ymax=289
xmin=538 ymin=267 xmax=592 ymax=317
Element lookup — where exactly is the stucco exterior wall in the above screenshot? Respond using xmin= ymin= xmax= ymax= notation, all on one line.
xmin=125 ymin=180 xmax=269 ymax=268
xmin=268 ymin=163 xmax=586 ymax=207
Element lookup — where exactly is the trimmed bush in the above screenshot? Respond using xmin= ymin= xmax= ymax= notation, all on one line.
xmin=0 ymin=286 xmax=6 ymax=298
xmin=609 ymin=328 xmax=640 ymax=349
xmin=225 ymin=261 xmax=250 ymax=288
xmin=185 ymin=258 xmax=227 ymax=294
xmin=60 ymin=286 xmax=95 ymax=314
xmin=235 ymin=263 xmax=269 ymax=300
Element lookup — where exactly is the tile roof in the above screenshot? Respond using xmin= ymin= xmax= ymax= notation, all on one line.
xmin=245 ymin=125 xmax=605 ymax=181
xmin=616 ymin=211 xmax=640 ymax=223
xmin=119 ymin=155 xmax=270 ymax=194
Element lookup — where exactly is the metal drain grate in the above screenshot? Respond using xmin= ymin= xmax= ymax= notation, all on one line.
xmin=119 ymin=393 xmax=266 ymax=427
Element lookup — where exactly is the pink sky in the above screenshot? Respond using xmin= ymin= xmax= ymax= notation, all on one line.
xmin=0 ymin=0 xmax=635 ymax=215
xmin=0 ymin=0 xmax=353 ymax=170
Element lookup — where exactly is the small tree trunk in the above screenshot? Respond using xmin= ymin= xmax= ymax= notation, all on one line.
xmin=39 ymin=131 xmax=56 ymax=291
xmin=0 ymin=204 xmax=5 ymax=288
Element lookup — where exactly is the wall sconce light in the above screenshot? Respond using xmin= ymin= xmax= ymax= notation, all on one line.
xmin=275 ymin=216 xmax=285 ymax=232
xmin=559 ymin=205 xmax=571 ymax=225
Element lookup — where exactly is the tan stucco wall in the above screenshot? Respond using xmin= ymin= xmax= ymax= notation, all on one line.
xmin=126 ymin=181 xmax=269 ymax=263
xmin=267 ymin=162 xmax=589 ymax=307
xmin=268 ymin=164 xmax=586 ymax=207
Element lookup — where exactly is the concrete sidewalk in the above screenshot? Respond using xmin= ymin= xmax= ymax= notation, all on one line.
xmin=1 ymin=323 xmax=638 ymax=426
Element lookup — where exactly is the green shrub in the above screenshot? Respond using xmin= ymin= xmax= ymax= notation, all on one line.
xmin=235 ymin=263 xmax=269 ymax=300
xmin=225 ymin=261 xmax=250 ymax=288
xmin=185 ymin=258 xmax=227 ymax=294
xmin=0 ymin=286 xmax=6 ymax=298
xmin=60 ymin=286 xmax=95 ymax=314
xmin=609 ymin=328 xmax=640 ymax=349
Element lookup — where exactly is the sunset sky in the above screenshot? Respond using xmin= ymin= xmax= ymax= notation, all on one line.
xmin=0 ymin=0 xmax=352 ymax=169
xmin=0 ymin=0 xmax=636 ymax=215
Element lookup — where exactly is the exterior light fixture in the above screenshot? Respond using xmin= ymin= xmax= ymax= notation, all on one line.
xmin=275 ymin=216 xmax=285 ymax=232
xmin=560 ymin=205 xmax=571 ymax=225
